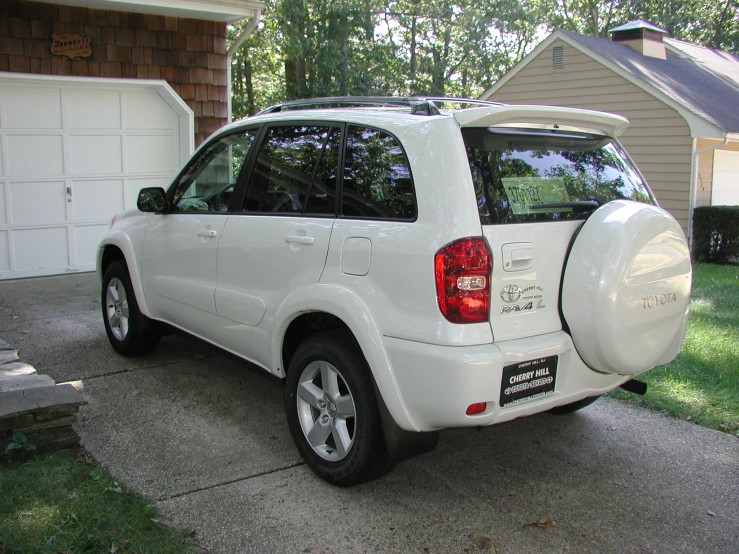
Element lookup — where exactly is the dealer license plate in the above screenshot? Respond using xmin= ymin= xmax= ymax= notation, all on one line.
xmin=500 ymin=356 xmax=558 ymax=407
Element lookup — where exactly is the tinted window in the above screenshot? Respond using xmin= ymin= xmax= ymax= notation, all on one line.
xmin=342 ymin=126 xmax=416 ymax=220
xmin=172 ymin=129 xmax=257 ymax=212
xmin=242 ymin=125 xmax=337 ymax=214
xmin=462 ymin=128 xmax=655 ymax=224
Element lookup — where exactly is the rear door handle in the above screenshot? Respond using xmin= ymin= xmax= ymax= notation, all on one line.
xmin=285 ymin=235 xmax=315 ymax=245
xmin=197 ymin=229 xmax=218 ymax=238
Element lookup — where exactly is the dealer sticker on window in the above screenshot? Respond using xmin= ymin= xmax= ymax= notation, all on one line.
xmin=501 ymin=177 xmax=569 ymax=215
xmin=500 ymin=356 xmax=558 ymax=407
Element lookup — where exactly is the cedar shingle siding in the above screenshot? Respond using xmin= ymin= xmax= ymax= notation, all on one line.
xmin=491 ymin=39 xmax=693 ymax=235
xmin=0 ymin=0 xmax=228 ymax=146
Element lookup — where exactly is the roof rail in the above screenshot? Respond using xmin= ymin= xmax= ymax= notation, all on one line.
xmin=257 ymin=96 xmax=505 ymax=116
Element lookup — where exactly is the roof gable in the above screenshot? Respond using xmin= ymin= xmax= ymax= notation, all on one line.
xmin=561 ymin=30 xmax=739 ymax=135
xmin=482 ymin=29 xmax=739 ymax=138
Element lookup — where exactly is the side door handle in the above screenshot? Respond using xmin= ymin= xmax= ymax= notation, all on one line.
xmin=197 ymin=229 xmax=218 ymax=238
xmin=285 ymin=235 xmax=315 ymax=245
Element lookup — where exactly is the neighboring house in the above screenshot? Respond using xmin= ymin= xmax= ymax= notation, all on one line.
xmin=0 ymin=0 xmax=262 ymax=279
xmin=481 ymin=20 xmax=739 ymax=242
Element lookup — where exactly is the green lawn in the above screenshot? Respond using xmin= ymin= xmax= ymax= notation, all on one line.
xmin=0 ymin=453 xmax=192 ymax=554
xmin=609 ymin=263 xmax=739 ymax=436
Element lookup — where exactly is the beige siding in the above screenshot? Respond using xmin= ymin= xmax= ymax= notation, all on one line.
xmin=488 ymin=39 xmax=693 ymax=235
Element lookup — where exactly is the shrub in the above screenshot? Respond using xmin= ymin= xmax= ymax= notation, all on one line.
xmin=692 ymin=206 xmax=739 ymax=264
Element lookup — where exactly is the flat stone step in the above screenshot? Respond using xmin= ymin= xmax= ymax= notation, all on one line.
xmin=0 ymin=374 xmax=56 ymax=393
xmin=0 ymin=350 xmax=20 ymax=364
xmin=0 ymin=383 xmax=87 ymax=420
xmin=0 ymin=363 xmax=37 ymax=378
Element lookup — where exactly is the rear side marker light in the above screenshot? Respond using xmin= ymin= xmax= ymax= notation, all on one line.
xmin=435 ymin=237 xmax=492 ymax=324
xmin=466 ymin=402 xmax=487 ymax=415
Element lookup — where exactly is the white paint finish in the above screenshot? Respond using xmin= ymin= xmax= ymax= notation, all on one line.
xmin=13 ymin=227 xmax=69 ymax=271
xmin=0 ymin=74 xmax=192 ymax=279
xmin=215 ymin=215 xmax=334 ymax=368
xmin=73 ymin=180 xmax=125 ymax=220
xmin=712 ymin=150 xmax=739 ymax=205
xmin=67 ymin=89 xmax=121 ymax=130
xmin=9 ymin=181 xmax=66 ymax=225
xmin=142 ymin=214 xmax=229 ymax=342
xmin=70 ymin=135 xmax=123 ymax=174
xmin=2 ymin=87 xmax=62 ymax=129
xmin=74 ymin=224 xmax=110 ymax=266
xmin=340 ymin=237 xmax=372 ymax=276
xmin=6 ymin=135 xmax=64 ymax=176
xmin=562 ymin=201 xmax=691 ymax=375
xmin=125 ymin=135 xmax=178 ymax=174
xmin=123 ymin=90 xmax=179 ymax=130
xmin=0 ymin=231 xmax=8 ymax=272
xmin=51 ymin=0 xmax=262 ymax=23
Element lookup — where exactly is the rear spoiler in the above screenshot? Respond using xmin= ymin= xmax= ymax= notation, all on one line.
xmin=453 ymin=105 xmax=629 ymax=138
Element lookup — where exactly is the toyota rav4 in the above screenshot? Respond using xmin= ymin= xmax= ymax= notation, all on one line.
xmin=97 ymin=97 xmax=692 ymax=486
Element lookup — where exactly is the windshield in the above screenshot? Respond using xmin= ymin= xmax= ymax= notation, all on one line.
xmin=462 ymin=127 xmax=655 ymax=224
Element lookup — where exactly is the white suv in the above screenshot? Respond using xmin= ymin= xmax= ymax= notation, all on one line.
xmin=97 ymin=97 xmax=692 ymax=485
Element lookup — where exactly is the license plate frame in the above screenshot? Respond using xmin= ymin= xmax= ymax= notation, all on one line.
xmin=500 ymin=355 xmax=558 ymax=407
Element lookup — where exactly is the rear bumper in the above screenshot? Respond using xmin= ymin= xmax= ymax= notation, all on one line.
xmin=385 ymin=331 xmax=632 ymax=432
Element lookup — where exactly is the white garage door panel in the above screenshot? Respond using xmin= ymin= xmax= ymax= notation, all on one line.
xmin=71 ymin=135 xmax=123 ymax=174
xmin=10 ymin=181 xmax=66 ymax=225
xmin=74 ymin=180 xmax=125 ymax=220
xmin=0 ymin=183 xmax=5 ymax=225
xmin=75 ymin=225 xmax=110 ymax=266
xmin=6 ymin=136 xmax=64 ymax=176
xmin=0 ymin=231 xmax=8 ymax=271
xmin=14 ymin=228 xmax=68 ymax=270
xmin=68 ymin=89 xmax=121 ymax=129
xmin=3 ymin=88 xmax=62 ymax=129
xmin=0 ymin=74 xmax=193 ymax=279
xmin=126 ymin=135 xmax=178 ymax=174
xmin=123 ymin=90 xmax=179 ymax=130
xmin=713 ymin=150 xmax=739 ymax=206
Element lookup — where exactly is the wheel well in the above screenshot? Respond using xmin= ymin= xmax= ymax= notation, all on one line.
xmin=101 ymin=246 xmax=126 ymax=274
xmin=282 ymin=312 xmax=349 ymax=373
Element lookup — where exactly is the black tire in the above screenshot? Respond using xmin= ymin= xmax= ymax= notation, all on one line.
xmin=102 ymin=260 xmax=160 ymax=356
xmin=548 ymin=395 xmax=600 ymax=414
xmin=284 ymin=330 xmax=393 ymax=486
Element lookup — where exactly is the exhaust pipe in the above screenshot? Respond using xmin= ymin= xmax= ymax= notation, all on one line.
xmin=620 ymin=379 xmax=648 ymax=395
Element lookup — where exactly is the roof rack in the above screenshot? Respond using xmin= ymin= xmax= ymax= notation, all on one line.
xmin=257 ymin=96 xmax=505 ymax=116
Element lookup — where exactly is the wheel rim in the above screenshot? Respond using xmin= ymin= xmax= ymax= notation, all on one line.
xmin=296 ymin=361 xmax=356 ymax=462
xmin=105 ymin=278 xmax=130 ymax=342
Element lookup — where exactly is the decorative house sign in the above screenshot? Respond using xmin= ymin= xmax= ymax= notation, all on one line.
xmin=50 ymin=34 xmax=92 ymax=59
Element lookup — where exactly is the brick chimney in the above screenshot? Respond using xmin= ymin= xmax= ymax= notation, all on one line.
xmin=609 ymin=20 xmax=667 ymax=60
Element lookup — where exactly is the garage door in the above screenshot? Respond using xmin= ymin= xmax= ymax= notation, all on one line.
xmin=0 ymin=74 xmax=193 ymax=280
xmin=713 ymin=150 xmax=739 ymax=206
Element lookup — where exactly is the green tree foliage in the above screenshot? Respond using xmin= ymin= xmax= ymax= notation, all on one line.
xmin=228 ymin=0 xmax=739 ymax=117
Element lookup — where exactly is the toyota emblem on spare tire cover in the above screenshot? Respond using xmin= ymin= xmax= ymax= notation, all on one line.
xmin=501 ymin=285 xmax=522 ymax=303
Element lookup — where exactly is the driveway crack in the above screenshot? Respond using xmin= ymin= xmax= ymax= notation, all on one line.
xmin=154 ymin=462 xmax=307 ymax=502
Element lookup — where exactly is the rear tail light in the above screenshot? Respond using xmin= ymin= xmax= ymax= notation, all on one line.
xmin=435 ymin=237 xmax=492 ymax=324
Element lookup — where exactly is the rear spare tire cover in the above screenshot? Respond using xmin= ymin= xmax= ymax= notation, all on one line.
xmin=561 ymin=200 xmax=691 ymax=375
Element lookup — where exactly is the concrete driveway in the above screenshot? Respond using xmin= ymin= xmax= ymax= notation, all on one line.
xmin=1 ymin=273 xmax=737 ymax=553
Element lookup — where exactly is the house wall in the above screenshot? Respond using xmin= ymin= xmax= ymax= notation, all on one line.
xmin=487 ymin=39 xmax=693 ymax=236
xmin=0 ymin=0 xmax=228 ymax=146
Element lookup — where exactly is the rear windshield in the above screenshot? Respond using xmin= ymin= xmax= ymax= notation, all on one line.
xmin=462 ymin=127 xmax=655 ymax=224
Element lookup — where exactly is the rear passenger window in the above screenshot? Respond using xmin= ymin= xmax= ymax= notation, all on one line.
xmin=342 ymin=126 xmax=416 ymax=220
xmin=242 ymin=125 xmax=337 ymax=214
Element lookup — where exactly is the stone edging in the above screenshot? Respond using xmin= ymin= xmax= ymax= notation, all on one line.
xmin=0 ymin=337 xmax=87 ymax=454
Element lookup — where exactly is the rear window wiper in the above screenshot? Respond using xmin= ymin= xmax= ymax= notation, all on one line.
xmin=530 ymin=201 xmax=600 ymax=214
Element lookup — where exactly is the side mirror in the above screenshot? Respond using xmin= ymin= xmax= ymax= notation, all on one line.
xmin=137 ymin=187 xmax=168 ymax=213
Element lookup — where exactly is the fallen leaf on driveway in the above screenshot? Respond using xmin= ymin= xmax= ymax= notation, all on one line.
xmin=524 ymin=516 xmax=555 ymax=528
xmin=472 ymin=535 xmax=500 ymax=551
